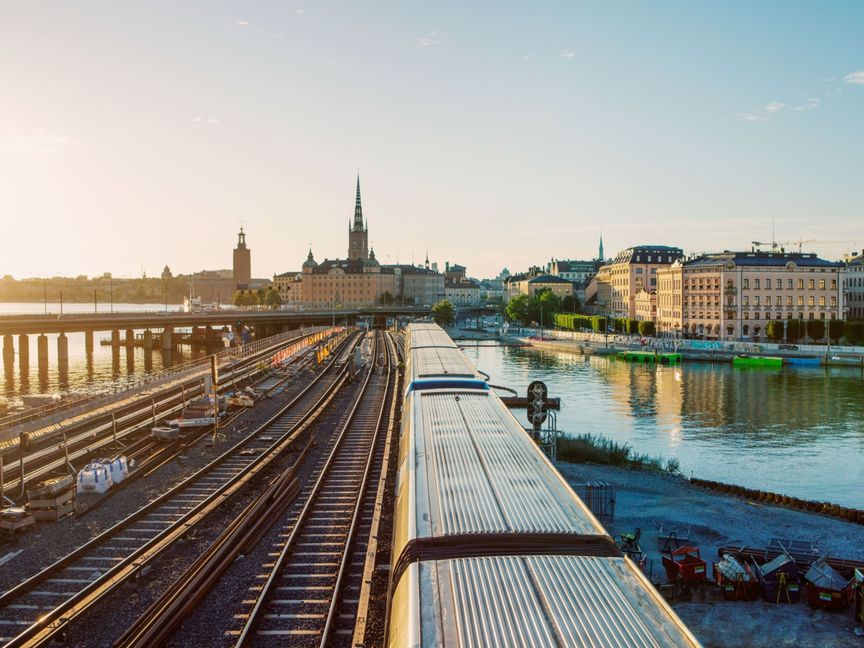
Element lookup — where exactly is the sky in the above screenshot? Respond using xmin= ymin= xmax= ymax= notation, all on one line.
xmin=1 ymin=1 xmax=863 ymax=281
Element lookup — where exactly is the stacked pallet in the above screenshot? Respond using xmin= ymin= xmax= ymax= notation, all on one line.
xmin=0 ymin=507 xmax=35 ymax=533
xmin=28 ymin=474 xmax=76 ymax=521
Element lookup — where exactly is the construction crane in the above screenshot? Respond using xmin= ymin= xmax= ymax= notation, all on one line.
xmin=751 ymin=239 xmax=818 ymax=253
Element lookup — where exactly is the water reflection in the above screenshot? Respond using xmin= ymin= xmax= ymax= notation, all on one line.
xmin=462 ymin=345 xmax=864 ymax=508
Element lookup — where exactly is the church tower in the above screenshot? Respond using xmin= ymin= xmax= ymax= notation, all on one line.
xmin=233 ymin=227 xmax=252 ymax=289
xmin=598 ymin=235 xmax=605 ymax=262
xmin=348 ymin=175 xmax=369 ymax=261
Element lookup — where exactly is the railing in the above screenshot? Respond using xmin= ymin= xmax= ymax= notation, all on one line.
xmin=0 ymin=327 xmax=330 ymax=436
xmin=507 ymin=327 xmax=864 ymax=357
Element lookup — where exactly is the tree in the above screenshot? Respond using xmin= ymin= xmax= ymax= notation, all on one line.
xmin=233 ymin=290 xmax=258 ymax=307
xmin=765 ymin=320 xmax=784 ymax=342
xmin=381 ymin=291 xmax=394 ymax=305
xmin=786 ymin=319 xmax=802 ymax=343
xmin=431 ymin=300 xmax=455 ymax=326
xmin=638 ymin=320 xmax=655 ymax=336
xmin=828 ymin=319 xmax=843 ymax=343
xmin=560 ymin=295 xmax=579 ymax=313
xmin=505 ymin=294 xmax=531 ymax=324
xmin=845 ymin=321 xmax=864 ymax=346
xmin=534 ymin=289 xmax=561 ymax=326
xmin=264 ymin=288 xmax=282 ymax=309
xmin=806 ymin=319 xmax=825 ymax=342
xmin=625 ymin=319 xmax=639 ymax=335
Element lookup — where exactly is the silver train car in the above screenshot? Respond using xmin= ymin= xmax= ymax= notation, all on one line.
xmin=388 ymin=323 xmax=700 ymax=647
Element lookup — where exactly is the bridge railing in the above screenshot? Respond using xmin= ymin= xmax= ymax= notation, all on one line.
xmin=0 ymin=327 xmax=330 ymax=438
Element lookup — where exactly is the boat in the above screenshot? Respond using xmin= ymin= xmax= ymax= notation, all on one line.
xmin=732 ymin=354 xmax=783 ymax=368
xmin=616 ymin=350 xmax=682 ymax=365
xmin=785 ymin=356 xmax=822 ymax=367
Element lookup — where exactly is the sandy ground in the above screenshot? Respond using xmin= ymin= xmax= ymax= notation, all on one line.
xmin=559 ymin=462 xmax=864 ymax=648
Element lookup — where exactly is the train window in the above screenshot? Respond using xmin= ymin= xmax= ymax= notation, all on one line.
xmin=407 ymin=379 xmax=488 ymax=392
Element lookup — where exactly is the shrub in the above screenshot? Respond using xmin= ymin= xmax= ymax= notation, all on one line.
xmin=638 ymin=320 xmax=655 ymax=336
xmin=786 ymin=319 xmax=802 ymax=343
xmin=625 ymin=319 xmax=639 ymax=335
xmin=556 ymin=433 xmax=677 ymax=474
xmin=828 ymin=319 xmax=843 ymax=343
xmin=765 ymin=319 xmax=784 ymax=342
xmin=806 ymin=319 xmax=825 ymax=342
xmin=845 ymin=321 xmax=864 ymax=346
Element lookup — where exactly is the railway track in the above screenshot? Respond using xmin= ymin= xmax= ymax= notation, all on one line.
xmin=230 ymin=330 xmax=396 ymax=647
xmin=0 ymin=328 xmax=333 ymax=499
xmin=0 ymin=332 xmax=362 ymax=648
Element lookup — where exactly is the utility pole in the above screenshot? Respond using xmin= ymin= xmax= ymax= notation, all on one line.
xmin=94 ymin=289 xmax=98 ymax=314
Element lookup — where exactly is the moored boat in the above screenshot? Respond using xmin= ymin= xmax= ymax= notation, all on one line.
xmin=733 ymin=354 xmax=783 ymax=368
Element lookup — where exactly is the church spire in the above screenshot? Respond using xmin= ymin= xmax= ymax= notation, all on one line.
xmin=353 ymin=175 xmax=364 ymax=231
xmin=598 ymin=234 xmax=604 ymax=261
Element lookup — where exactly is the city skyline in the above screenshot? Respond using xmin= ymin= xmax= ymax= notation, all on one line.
xmin=2 ymin=2 xmax=863 ymax=279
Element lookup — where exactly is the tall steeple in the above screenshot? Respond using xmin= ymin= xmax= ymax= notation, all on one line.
xmin=598 ymin=235 xmax=604 ymax=261
xmin=348 ymin=175 xmax=369 ymax=261
xmin=353 ymin=175 xmax=365 ymax=232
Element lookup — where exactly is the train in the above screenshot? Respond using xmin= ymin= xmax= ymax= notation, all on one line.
xmin=388 ymin=322 xmax=701 ymax=647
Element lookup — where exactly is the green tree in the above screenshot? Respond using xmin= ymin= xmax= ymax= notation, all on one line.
xmin=806 ymin=319 xmax=825 ymax=342
xmin=765 ymin=319 xmax=784 ymax=342
xmin=505 ymin=294 xmax=531 ymax=324
xmin=625 ymin=319 xmax=639 ymax=335
xmin=534 ymin=289 xmax=561 ymax=326
xmin=845 ymin=321 xmax=864 ymax=346
xmin=786 ymin=319 xmax=802 ymax=343
xmin=828 ymin=319 xmax=843 ymax=343
xmin=638 ymin=320 xmax=655 ymax=336
xmin=431 ymin=300 xmax=455 ymax=326
xmin=381 ymin=291 xmax=394 ymax=305
xmin=264 ymin=288 xmax=282 ymax=309
xmin=560 ymin=295 xmax=579 ymax=313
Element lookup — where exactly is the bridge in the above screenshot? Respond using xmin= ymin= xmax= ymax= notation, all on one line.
xmin=0 ymin=306 xmax=431 ymax=376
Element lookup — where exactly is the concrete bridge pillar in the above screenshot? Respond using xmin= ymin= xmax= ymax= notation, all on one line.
xmin=37 ymin=334 xmax=49 ymax=375
xmin=162 ymin=327 xmax=173 ymax=351
xmin=143 ymin=329 xmax=153 ymax=350
xmin=84 ymin=330 xmax=94 ymax=353
xmin=57 ymin=333 xmax=69 ymax=366
xmin=18 ymin=334 xmax=29 ymax=370
xmin=125 ymin=329 xmax=135 ymax=348
xmin=3 ymin=335 xmax=13 ymax=369
xmin=111 ymin=329 xmax=120 ymax=348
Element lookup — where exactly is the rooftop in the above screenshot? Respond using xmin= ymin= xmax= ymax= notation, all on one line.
xmin=684 ymin=251 xmax=843 ymax=269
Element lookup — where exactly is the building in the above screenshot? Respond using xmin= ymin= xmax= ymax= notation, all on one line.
xmin=444 ymin=263 xmax=467 ymax=282
xmin=547 ymin=259 xmax=599 ymax=284
xmin=845 ymin=251 xmax=864 ymax=320
xmin=609 ymin=245 xmax=684 ymax=318
xmin=655 ymin=251 xmax=846 ymax=341
xmin=273 ymin=271 xmax=302 ymax=308
xmin=393 ymin=264 xmax=445 ymax=306
xmin=634 ymin=289 xmax=657 ymax=322
xmin=347 ymin=177 xmax=369 ymax=261
xmin=233 ymin=228 xmax=252 ymax=289
xmin=504 ymin=272 xmax=574 ymax=303
xmin=583 ymin=264 xmax=612 ymax=314
xmin=656 ymin=262 xmax=683 ymax=337
xmin=445 ymin=279 xmax=482 ymax=306
xmin=292 ymin=176 xmax=444 ymax=309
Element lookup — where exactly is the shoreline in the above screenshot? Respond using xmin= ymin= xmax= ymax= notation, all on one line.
xmin=519 ymin=335 xmax=864 ymax=368
xmin=560 ymin=461 xmax=864 ymax=647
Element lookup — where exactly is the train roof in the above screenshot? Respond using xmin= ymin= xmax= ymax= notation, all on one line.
xmin=407 ymin=346 xmax=481 ymax=380
xmin=409 ymin=390 xmax=606 ymax=537
xmin=398 ymin=555 xmax=700 ymax=647
xmin=406 ymin=327 xmax=458 ymax=350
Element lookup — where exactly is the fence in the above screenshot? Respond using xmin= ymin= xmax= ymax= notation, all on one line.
xmin=507 ymin=326 xmax=864 ymax=358
xmin=0 ymin=326 xmax=330 ymax=436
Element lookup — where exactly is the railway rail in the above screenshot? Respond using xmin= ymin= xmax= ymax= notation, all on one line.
xmin=230 ymin=330 xmax=396 ymax=646
xmin=0 ymin=332 xmax=362 ymax=648
xmin=0 ymin=328 xmax=336 ymax=500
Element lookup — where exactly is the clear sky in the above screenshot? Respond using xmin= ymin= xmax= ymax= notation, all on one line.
xmin=1 ymin=1 xmax=862 ymax=280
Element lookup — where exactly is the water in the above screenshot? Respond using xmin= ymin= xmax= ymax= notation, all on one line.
xmin=0 ymin=302 xmax=211 ymax=398
xmin=462 ymin=344 xmax=864 ymax=509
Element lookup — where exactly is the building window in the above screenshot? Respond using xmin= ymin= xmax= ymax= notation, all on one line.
xmin=765 ymin=279 xmax=771 ymax=289
xmin=754 ymin=296 xmax=760 ymax=306
xmin=819 ymin=296 xmax=825 ymax=307
xmin=787 ymin=279 xmax=793 ymax=289
xmin=808 ymin=279 xmax=815 ymax=289
xmin=798 ymin=279 xmax=804 ymax=289
xmin=755 ymin=279 xmax=761 ymax=289
xmin=765 ymin=296 xmax=772 ymax=306
xmin=797 ymin=296 xmax=804 ymax=306
xmin=808 ymin=296 xmax=815 ymax=307
xmin=830 ymin=279 xmax=836 ymax=290
xmin=819 ymin=279 xmax=825 ymax=289
xmin=831 ymin=296 xmax=837 ymax=307
xmin=743 ymin=278 xmax=749 ymax=289
xmin=786 ymin=296 xmax=792 ymax=306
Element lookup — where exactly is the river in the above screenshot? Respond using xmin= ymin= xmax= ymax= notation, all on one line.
xmin=0 ymin=302 xmax=204 ymax=398
xmin=461 ymin=344 xmax=864 ymax=509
